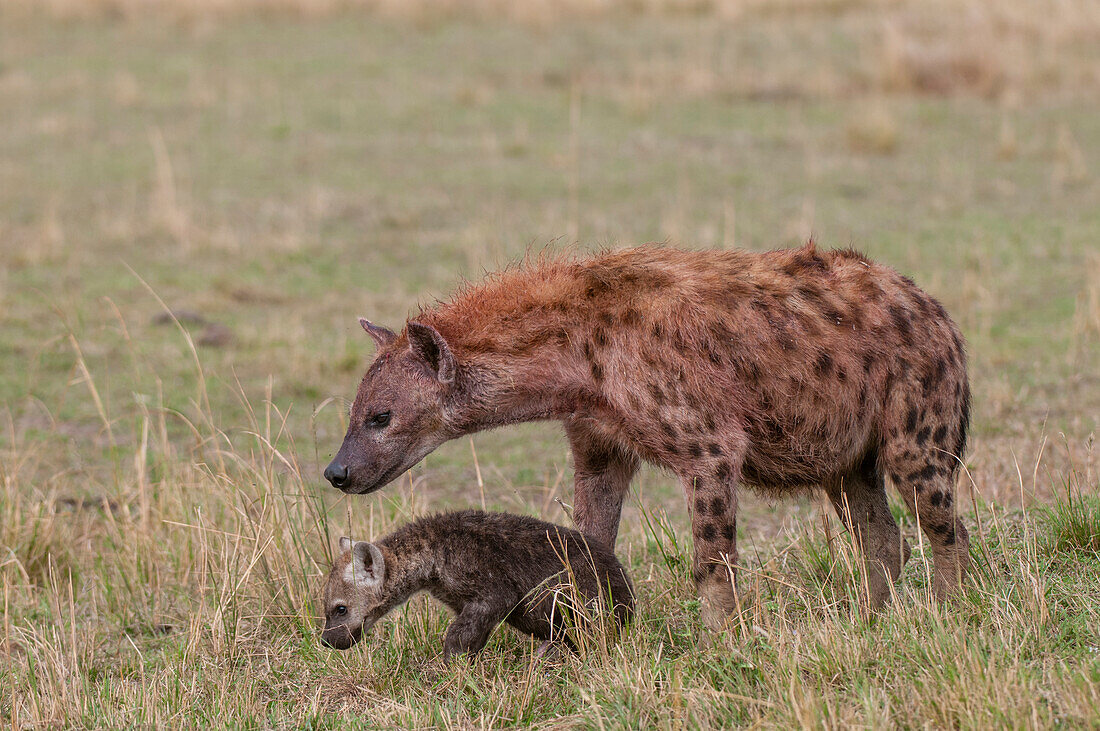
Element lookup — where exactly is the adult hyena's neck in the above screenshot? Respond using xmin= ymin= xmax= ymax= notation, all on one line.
xmin=416 ymin=259 xmax=603 ymax=434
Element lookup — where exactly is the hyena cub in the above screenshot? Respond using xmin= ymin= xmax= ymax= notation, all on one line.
xmin=320 ymin=510 xmax=634 ymax=658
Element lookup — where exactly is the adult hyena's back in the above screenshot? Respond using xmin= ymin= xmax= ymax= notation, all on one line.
xmin=580 ymin=244 xmax=969 ymax=494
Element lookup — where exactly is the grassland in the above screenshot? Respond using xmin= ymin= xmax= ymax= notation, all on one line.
xmin=1 ymin=0 xmax=1099 ymax=727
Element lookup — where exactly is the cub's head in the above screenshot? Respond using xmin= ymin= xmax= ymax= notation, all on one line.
xmin=320 ymin=537 xmax=388 ymax=650
xmin=323 ymin=318 xmax=459 ymax=495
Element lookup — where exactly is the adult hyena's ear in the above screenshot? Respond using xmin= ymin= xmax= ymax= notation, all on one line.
xmin=406 ymin=321 xmax=456 ymax=384
xmin=351 ymin=541 xmax=386 ymax=587
xmin=338 ymin=536 xmax=353 ymax=553
xmin=359 ymin=318 xmax=397 ymax=349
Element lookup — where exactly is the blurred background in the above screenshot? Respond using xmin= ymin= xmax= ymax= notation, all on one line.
xmin=2 ymin=0 xmax=1099 ymax=725
xmin=3 ymin=0 xmax=1097 ymax=514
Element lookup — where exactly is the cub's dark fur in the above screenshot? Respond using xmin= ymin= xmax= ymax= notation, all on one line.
xmin=320 ymin=510 xmax=634 ymax=658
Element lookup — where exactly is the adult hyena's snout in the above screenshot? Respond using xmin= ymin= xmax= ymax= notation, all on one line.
xmin=323 ymin=460 xmax=349 ymax=489
xmin=323 ymin=436 xmax=374 ymax=493
xmin=320 ymin=624 xmax=361 ymax=650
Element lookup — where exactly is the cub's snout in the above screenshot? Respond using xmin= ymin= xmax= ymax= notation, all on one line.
xmin=320 ymin=624 xmax=361 ymax=650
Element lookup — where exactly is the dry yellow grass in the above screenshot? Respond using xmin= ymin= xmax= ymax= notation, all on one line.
xmin=1 ymin=0 xmax=1098 ymax=725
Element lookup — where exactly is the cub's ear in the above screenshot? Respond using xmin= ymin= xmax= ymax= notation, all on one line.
xmin=351 ymin=541 xmax=386 ymax=586
xmin=338 ymin=536 xmax=353 ymax=553
xmin=359 ymin=318 xmax=397 ymax=349
xmin=406 ymin=321 xmax=455 ymax=384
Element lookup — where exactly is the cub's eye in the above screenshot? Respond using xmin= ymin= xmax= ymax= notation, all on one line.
xmin=368 ymin=411 xmax=391 ymax=428
xmin=333 ymin=605 xmax=347 ymax=616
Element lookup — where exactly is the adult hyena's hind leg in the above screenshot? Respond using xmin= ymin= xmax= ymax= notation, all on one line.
xmin=882 ymin=397 xmax=971 ymax=600
xmin=823 ymin=448 xmax=911 ymax=610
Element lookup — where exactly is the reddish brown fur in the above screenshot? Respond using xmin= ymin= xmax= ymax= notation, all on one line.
xmin=326 ymin=244 xmax=971 ymax=627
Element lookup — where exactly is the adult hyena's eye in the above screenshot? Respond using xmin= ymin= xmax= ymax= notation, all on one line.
xmin=334 ymin=605 xmax=347 ymax=616
xmin=367 ymin=412 xmax=391 ymax=428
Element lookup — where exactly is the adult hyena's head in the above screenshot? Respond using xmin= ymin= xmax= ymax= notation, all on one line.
xmin=320 ymin=537 xmax=388 ymax=650
xmin=324 ymin=318 xmax=458 ymax=495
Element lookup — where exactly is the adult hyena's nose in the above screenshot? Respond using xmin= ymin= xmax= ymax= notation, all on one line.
xmin=324 ymin=461 xmax=349 ymax=488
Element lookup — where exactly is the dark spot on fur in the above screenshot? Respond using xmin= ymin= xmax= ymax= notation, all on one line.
xmin=716 ymin=462 xmax=732 ymax=481
xmin=933 ymin=425 xmax=949 ymax=446
xmin=689 ymin=443 xmax=703 ymax=459
xmin=889 ymin=304 xmax=913 ymax=344
xmin=783 ymin=250 xmax=828 ymax=277
xmin=695 ymin=497 xmax=707 ymax=515
xmin=908 ymin=464 xmax=939 ymax=482
xmin=930 ymin=491 xmax=943 ymax=507
xmin=660 ymin=420 xmax=678 ymax=439
xmin=648 ymin=382 xmax=665 ymax=403
xmin=905 ymin=407 xmax=919 ymax=433
xmin=917 ymin=426 xmax=931 ymax=446
xmin=593 ymin=328 xmax=608 ymax=348
xmin=710 ymin=497 xmax=725 ymax=515
xmin=623 ymin=307 xmax=641 ymax=326
xmin=591 ymin=362 xmax=603 ymax=382
xmin=777 ymin=326 xmax=797 ymax=352
xmin=582 ymin=341 xmax=594 ymax=361
xmin=701 ymin=524 xmax=717 ymax=542
xmin=708 ymin=443 xmax=722 ymax=456
xmin=652 ymin=322 xmax=665 ymax=339
xmin=955 ymin=383 xmax=971 ymax=459
xmin=862 ymin=352 xmax=876 ymax=372
xmin=598 ymin=311 xmax=615 ymax=327
xmin=814 ymin=352 xmax=833 ymax=377
xmin=664 ymin=440 xmax=679 ymax=456
xmin=836 ymin=365 xmax=847 ymax=382
xmin=797 ymin=284 xmax=825 ymax=308
xmin=721 ymin=524 xmax=735 ymax=541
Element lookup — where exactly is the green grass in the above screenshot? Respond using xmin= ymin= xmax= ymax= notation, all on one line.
xmin=1 ymin=1 xmax=1100 ymax=726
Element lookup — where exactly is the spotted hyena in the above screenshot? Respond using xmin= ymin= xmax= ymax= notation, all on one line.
xmin=320 ymin=511 xmax=634 ymax=657
xmin=324 ymin=244 xmax=971 ymax=629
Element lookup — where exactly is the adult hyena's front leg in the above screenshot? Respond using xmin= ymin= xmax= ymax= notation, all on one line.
xmin=681 ymin=462 xmax=740 ymax=632
xmin=566 ymin=420 xmax=639 ymax=549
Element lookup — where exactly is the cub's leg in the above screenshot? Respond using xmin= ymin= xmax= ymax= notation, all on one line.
xmin=443 ymin=602 xmax=506 ymax=660
xmin=681 ymin=458 xmax=740 ymax=632
xmin=566 ymin=419 xmax=639 ymax=549
xmin=824 ymin=448 xmax=910 ymax=610
xmin=507 ymin=593 xmax=579 ymax=654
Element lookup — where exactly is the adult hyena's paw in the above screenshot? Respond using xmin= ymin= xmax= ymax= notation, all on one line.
xmin=697 ymin=574 xmax=738 ymax=634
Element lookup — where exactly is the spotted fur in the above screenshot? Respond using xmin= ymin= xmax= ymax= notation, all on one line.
xmin=319 ymin=511 xmax=634 ymax=657
xmin=326 ymin=244 xmax=971 ymax=628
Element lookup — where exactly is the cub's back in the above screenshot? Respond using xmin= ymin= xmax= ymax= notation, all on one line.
xmin=386 ymin=510 xmax=633 ymax=609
